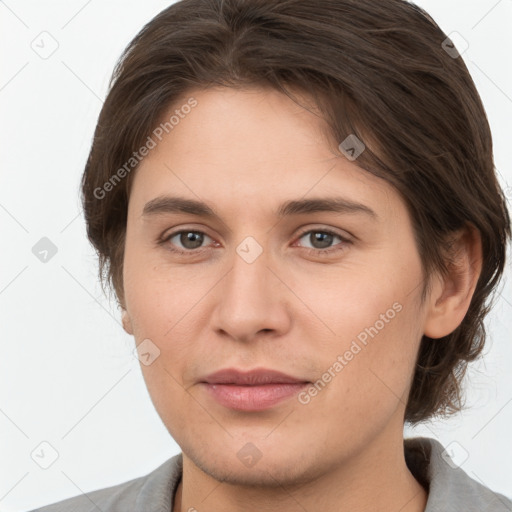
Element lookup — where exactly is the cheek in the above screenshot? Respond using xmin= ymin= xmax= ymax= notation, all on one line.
xmin=289 ymin=260 xmax=423 ymax=412
xmin=335 ymin=305 xmax=422 ymax=421
xmin=287 ymin=257 xmax=416 ymax=346
xmin=123 ymin=252 xmax=225 ymax=401
xmin=123 ymin=238 xmax=215 ymax=341
xmin=301 ymin=309 xmax=422 ymax=453
xmin=125 ymin=266 xmax=209 ymax=432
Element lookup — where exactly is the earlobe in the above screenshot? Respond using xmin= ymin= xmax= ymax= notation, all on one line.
xmin=423 ymin=224 xmax=482 ymax=339
xmin=121 ymin=309 xmax=134 ymax=335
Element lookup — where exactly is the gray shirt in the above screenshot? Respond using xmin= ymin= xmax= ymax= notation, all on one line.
xmin=29 ymin=437 xmax=511 ymax=511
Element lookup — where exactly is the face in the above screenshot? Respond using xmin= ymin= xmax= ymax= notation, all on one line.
xmin=122 ymin=86 xmax=429 ymax=486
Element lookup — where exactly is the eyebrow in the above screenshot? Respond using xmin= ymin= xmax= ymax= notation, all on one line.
xmin=142 ymin=195 xmax=378 ymax=220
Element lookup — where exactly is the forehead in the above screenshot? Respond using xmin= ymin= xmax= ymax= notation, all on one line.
xmin=129 ymin=87 xmax=403 ymax=223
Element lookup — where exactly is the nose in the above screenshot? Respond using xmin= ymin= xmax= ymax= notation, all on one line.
xmin=211 ymin=240 xmax=292 ymax=343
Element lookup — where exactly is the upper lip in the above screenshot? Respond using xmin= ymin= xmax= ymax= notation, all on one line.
xmin=201 ymin=368 xmax=309 ymax=385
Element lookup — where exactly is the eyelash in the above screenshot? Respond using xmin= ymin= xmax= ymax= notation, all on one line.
xmin=159 ymin=227 xmax=352 ymax=257
xmin=294 ymin=228 xmax=351 ymax=256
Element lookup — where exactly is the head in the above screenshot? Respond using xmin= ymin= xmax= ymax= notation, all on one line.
xmin=82 ymin=0 xmax=510 ymax=484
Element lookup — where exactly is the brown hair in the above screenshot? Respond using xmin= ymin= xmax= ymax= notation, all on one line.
xmin=81 ymin=0 xmax=511 ymax=424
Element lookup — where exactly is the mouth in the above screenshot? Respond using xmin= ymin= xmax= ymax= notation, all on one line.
xmin=200 ymin=368 xmax=310 ymax=411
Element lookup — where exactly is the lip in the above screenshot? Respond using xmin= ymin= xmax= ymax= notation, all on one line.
xmin=202 ymin=368 xmax=308 ymax=385
xmin=200 ymin=368 xmax=310 ymax=411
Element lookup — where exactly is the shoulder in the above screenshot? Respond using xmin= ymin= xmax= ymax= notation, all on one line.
xmin=28 ymin=453 xmax=183 ymax=512
xmin=405 ymin=436 xmax=512 ymax=512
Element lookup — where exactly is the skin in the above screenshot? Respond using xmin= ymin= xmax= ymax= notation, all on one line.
xmin=121 ymin=87 xmax=482 ymax=512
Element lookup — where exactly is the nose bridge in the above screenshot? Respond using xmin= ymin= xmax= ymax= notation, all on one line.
xmin=212 ymin=234 xmax=289 ymax=339
xmin=225 ymin=234 xmax=272 ymax=306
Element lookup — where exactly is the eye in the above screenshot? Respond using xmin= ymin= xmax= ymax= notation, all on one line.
xmin=294 ymin=228 xmax=351 ymax=256
xmin=161 ymin=230 xmax=214 ymax=253
xmin=159 ymin=227 xmax=351 ymax=257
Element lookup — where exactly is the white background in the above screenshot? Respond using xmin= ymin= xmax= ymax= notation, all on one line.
xmin=1 ymin=1 xmax=511 ymax=510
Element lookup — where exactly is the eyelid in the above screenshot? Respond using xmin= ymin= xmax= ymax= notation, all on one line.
xmin=160 ymin=224 xmax=215 ymax=241
xmin=159 ymin=224 xmax=354 ymax=254
xmin=291 ymin=226 xmax=352 ymax=256
xmin=160 ymin=227 xmax=215 ymax=251
xmin=294 ymin=225 xmax=353 ymax=241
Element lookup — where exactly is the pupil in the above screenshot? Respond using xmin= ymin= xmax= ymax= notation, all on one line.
xmin=312 ymin=232 xmax=332 ymax=249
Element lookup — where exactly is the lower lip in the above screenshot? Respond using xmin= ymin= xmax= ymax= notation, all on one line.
xmin=202 ymin=382 xmax=309 ymax=411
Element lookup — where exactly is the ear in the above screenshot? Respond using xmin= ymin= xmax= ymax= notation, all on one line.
xmin=423 ymin=224 xmax=482 ymax=339
xmin=121 ymin=309 xmax=134 ymax=335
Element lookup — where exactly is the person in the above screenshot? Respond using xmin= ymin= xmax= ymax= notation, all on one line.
xmin=30 ymin=0 xmax=512 ymax=510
